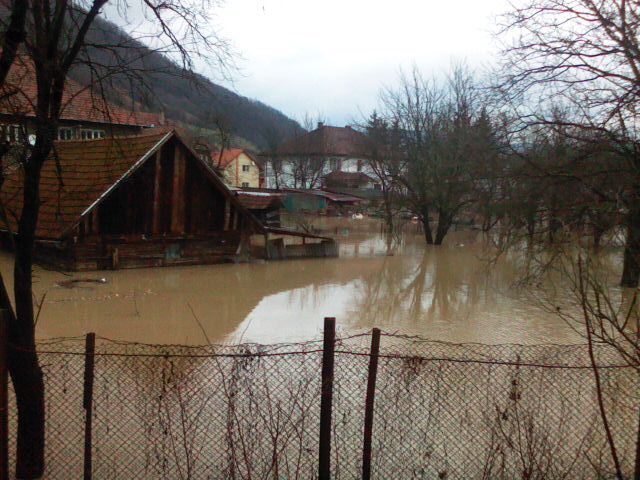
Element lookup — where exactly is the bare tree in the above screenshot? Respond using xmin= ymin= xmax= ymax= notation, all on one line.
xmin=260 ymin=123 xmax=287 ymax=189
xmin=498 ymin=0 xmax=640 ymax=287
xmin=0 ymin=0 xmax=233 ymax=476
xmin=377 ymin=64 xmax=497 ymax=245
xmin=364 ymin=111 xmax=405 ymax=232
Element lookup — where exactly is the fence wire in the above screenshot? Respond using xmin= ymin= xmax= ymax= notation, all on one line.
xmin=6 ymin=333 xmax=639 ymax=479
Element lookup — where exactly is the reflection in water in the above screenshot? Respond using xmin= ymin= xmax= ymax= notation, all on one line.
xmin=0 ymin=218 xmax=590 ymax=345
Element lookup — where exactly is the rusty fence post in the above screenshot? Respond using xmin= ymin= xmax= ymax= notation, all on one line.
xmin=362 ymin=328 xmax=381 ymax=480
xmin=0 ymin=310 xmax=8 ymax=480
xmin=83 ymin=333 xmax=96 ymax=480
xmin=318 ymin=317 xmax=336 ymax=480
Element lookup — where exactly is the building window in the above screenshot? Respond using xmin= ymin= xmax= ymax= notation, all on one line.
xmin=58 ymin=128 xmax=74 ymax=140
xmin=242 ymin=164 xmax=250 ymax=172
xmin=241 ymin=182 xmax=250 ymax=188
xmin=4 ymin=124 xmax=24 ymax=143
xmin=80 ymin=129 xmax=105 ymax=140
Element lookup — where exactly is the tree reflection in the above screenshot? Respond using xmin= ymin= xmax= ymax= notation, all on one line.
xmin=348 ymin=234 xmax=521 ymax=332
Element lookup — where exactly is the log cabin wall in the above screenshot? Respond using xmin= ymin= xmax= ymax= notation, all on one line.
xmin=97 ymin=155 xmax=156 ymax=235
xmin=93 ymin=139 xmax=230 ymax=237
xmin=184 ymin=149 xmax=227 ymax=234
xmin=53 ymin=137 xmax=249 ymax=270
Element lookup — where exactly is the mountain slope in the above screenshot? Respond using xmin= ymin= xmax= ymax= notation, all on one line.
xmin=70 ymin=16 xmax=302 ymax=150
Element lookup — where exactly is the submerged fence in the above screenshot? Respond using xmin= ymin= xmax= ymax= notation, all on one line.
xmin=2 ymin=318 xmax=640 ymax=479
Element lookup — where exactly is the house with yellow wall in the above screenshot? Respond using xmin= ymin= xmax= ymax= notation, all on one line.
xmin=211 ymin=149 xmax=262 ymax=188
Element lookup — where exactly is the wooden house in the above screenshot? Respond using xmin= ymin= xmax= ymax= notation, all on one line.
xmin=1 ymin=129 xmax=264 ymax=270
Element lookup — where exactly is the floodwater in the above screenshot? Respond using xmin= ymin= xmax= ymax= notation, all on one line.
xmin=0 ymin=218 xmax=598 ymax=345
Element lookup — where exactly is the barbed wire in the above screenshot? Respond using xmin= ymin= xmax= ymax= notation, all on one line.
xmin=16 ymin=331 xmax=633 ymax=368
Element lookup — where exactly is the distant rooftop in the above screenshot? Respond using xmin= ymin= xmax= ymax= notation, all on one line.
xmin=271 ymin=123 xmax=374 ymax=158
xmin=211 ymin=149 xmax=260 ymax=170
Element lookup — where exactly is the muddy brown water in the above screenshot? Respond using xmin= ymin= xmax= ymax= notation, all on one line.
xmin=0 ymin=218 xmax=600 ymax=345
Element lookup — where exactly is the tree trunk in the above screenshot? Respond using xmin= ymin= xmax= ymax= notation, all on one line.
xmin=9 ymin=154 xmax=47 ymax=478
xmin=421 ymin=206 xmax=433 ymax=244
xmin=434 ymin=210 xmax=452 ymax=246
xmin=548 ymin=207 xmax=561 ymax=244
xmin=383 ymin=189 xmax=394 ymax=233
xmin=0 ymin=274 xmax=44 ymax=479
xmin=526 ymin=211 xmax=536 ymax=239
xmin=592 ymin=222 xmax=604 ymax=251
xmin=621 ymin=202 xmax=640 ymax=288
xmin=482 ymin=213 xmax=492 ymax=233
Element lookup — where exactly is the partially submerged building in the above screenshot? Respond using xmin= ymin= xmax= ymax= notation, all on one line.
xmin=281 ymin=188 xmax=363 ymax=215
xmin=1 ymin=129 xmax=336 ymax=270
xmin=321 ymin=171 xmax=383 ymax=201
xmin=234 ymin=189 xmax=284 ymax=226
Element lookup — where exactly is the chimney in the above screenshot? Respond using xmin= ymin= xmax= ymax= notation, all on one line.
xmin=317 ymin=121 xmax=324 ymax=129
xmin=345 ymin=125 xmax=352 ymax=130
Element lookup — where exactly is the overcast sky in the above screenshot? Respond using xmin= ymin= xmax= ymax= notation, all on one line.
xmin=203 ymin=0 xmax=512 ymax=126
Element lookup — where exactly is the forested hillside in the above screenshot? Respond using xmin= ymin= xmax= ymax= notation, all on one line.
xmin=70 ymin=16 xmax=302 ymax=149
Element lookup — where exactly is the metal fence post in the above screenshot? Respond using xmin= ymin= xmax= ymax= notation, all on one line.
xmin=362 ymin=328 xmax=381 ymax=480
xmin=319 ymin=317 xmax=336 ymax=480
xmin=0 ymin=310 xmax=8 ymax=480
xmin=83 ymin=333 xmax=96 ymax=480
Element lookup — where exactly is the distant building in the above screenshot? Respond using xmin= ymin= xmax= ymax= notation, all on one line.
xmin=0 ymin=57 xmax=162 ymax=144
xmin=211 ymin=148 xmax=262 ymax=188
xmin=322 ymin=171 xmax=378 ymax=190
xmin=261 ymin=122 xmax=375 ymax=189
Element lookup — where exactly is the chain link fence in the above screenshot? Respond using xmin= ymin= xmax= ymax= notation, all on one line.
xmin=5 ymin=330 xmax=639 ymax=479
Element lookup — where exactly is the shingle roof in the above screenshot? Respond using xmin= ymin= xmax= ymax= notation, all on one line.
xmin=210 ymin=149 xmax=261 ymax=170
xmin=1 ymin=129 xmax=172 ymax=239
xmin=210 ymin=148 xmax=244 ymax=169
xmin=0 ymin=57 xmax=162 ymax=127
xmin=273 ymin=125 xmax=374 ymax=158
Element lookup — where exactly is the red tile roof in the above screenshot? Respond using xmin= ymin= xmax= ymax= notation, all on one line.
xmin=210 ymin=148 xmax=261 ymax=170
xmin=1 ymin=129 xmax=172 ymax=239
xmin=210 ymin=148 xmax=244 ymax=169
xmin=273 ymin=125 xmax=374 ymax=158
xmin=0 ymin=56 xmax=162 ymax=127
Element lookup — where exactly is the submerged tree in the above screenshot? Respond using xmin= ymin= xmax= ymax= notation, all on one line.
xmin=498 ymin=0 xmax=640 ymax=287
xmin=376 ymin=64 xmax=498 ymax=245
xmin=0 ymin=0 xmax=233 ymax=476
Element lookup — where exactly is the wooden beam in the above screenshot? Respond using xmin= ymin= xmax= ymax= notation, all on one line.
xmin=171 ymin=145 xmax=186 ymax=234
xmin=224 ymin=199 xmax=231 ymax=231
xmin=91 ymin=208 xmax=99 ymax=235
xmin=152 ymin=152 xmax=162 ymax=234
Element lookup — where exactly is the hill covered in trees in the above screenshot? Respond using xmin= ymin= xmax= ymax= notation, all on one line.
xmin=70 ymin=15 xmax=302 ymax=150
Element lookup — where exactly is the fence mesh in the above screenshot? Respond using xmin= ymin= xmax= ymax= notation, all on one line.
xmin=6 ymin=333 xmax=639 ymax=479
